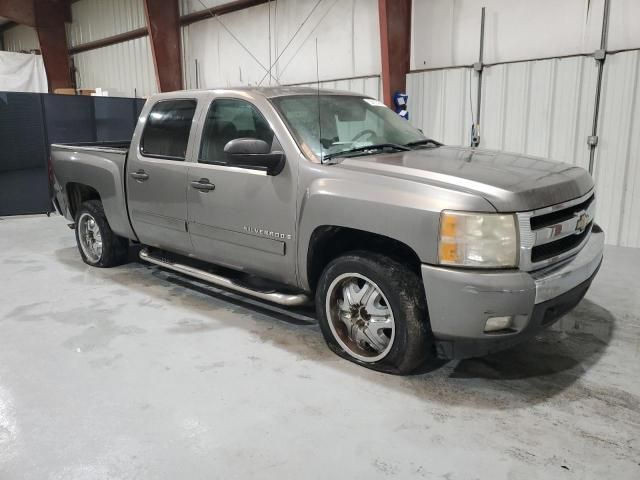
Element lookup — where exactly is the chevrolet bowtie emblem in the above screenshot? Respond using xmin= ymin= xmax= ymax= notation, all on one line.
xmin=575 ymin=212 xmax=590 ymax=233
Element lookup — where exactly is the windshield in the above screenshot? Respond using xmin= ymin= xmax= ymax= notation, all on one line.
xmin=271 ymin=95 xmax=429 ymax=162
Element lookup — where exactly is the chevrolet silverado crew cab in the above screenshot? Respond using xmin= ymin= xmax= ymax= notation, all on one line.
xmin=50 ymin=87 xmax=604 ymax=374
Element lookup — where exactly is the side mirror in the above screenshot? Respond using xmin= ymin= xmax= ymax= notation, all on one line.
xmin=223 ymin=138 xmax=285 ymax=176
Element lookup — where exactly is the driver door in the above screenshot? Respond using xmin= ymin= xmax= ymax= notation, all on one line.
xmin=186 ymin=96 xmax=298 ymax=285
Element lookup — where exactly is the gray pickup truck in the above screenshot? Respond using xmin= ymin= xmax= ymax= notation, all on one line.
xmin=50 ymin=87 xmax=603 ymax=374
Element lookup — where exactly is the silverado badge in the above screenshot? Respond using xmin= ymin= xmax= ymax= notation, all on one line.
xmin=243 ymin=225 xmax=292 ymax=240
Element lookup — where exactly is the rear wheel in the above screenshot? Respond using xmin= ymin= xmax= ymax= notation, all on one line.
xmin=316 ymin=251 xmax=433 ymax=374
xmin=75 ymin=200 xmax=128 ymax=267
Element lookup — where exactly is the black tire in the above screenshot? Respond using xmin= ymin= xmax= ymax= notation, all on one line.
xmin=74 ymin=200 xmax=129 ymax=268
xmin=315 ymin=251 xmax=433 ymax=375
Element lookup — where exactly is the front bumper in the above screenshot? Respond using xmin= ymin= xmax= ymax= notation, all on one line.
xmin=421 ymin=228 xmax=604 ymax=359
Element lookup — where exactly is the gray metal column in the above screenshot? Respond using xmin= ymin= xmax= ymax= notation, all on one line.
xmin=588 ymin=0 xmax=611 ymax=174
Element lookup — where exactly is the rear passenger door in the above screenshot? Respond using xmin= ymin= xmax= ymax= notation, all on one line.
xmin=186 ymin=96 xmax=298 ymax=285
xmin=127 ymin=98 xmax=198 ymax=255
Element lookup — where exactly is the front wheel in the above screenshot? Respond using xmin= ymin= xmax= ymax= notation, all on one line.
xmin=315 ymin=251 xmax=433 ymax=374
xmin=75 ymin=200 xmax=129 ymax=268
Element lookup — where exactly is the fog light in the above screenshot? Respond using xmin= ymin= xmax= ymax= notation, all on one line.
xmin=484 ymin=316 xmax=514 ymax=333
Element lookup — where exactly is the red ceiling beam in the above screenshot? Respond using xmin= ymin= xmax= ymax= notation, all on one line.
xmin=0 ymin=0 xmax=71 ymax=27
xmin=144 ymin=0 xmax=183 ymax=92
xmin=378 ymin=0 xmax=412 ymax=108
xmin=0 ymin=0 xmax=36 ymax=26
xmin=68 ymin=27 xmax=148 ymax=55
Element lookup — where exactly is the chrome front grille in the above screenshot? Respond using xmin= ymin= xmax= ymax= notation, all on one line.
xmin=517 ymin=191 xmax=595 ymax=271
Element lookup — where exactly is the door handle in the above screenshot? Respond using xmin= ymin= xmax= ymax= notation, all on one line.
xmin=129 ymin=170 xmax=149 ymax=181
xmin=190 ymin=178 xmax=216 ymax=192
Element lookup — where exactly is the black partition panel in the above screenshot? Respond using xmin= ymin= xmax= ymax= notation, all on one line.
xmin=0 ymin=92 xmax=50 ymax=216
xmin=43 ymin=94 xmax=96 ymax=144
xmin=136 ymin=98 xmax=147 ymax=118
xmin=0 ymin=92 xmax=145 ymax=216
xmin=95 ymin=96 xmax=136 ymax=142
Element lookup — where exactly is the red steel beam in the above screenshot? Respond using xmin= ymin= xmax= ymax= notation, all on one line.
xmin=180 ymin=0 xmax=269 ymax=26
xmin=144 ymin=0 xmax=183 ymax=92
xmin=34 ymin=0 xmax=73 ymax=91
xmin=68 ymin=26 xmax=148 ymax=54
xmin=378 ymin=0 xmax=412 ymax=108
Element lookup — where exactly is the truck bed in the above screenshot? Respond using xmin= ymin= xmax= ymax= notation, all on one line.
xmin=50 ymin=140 xmax=135 ymax=240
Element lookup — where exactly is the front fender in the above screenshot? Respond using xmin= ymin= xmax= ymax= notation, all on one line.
xmin=296 ymin=175 xmax=494 ymax=290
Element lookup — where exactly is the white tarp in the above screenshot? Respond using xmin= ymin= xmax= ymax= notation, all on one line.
xmin=0 ymin=51 xmax=48 ymax=93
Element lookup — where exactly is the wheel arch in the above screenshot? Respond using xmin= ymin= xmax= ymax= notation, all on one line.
xmin=66 ymin=182 xmax=101 ymax=220
xmin=305 ymin=225 xmax=422 ymax=292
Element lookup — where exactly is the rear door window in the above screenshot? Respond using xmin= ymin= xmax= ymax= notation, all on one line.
xmin=140 ymin=99 xmax=197 ymax=160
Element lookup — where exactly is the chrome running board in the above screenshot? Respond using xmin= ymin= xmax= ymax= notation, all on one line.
xmin=139 ymin=248 xmax=311 ymax=307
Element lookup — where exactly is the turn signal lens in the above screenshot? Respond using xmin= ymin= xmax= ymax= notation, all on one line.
xmin=438 ymin=211 xmax=518 ymax=268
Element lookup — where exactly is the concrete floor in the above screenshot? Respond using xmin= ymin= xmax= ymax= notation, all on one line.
xmin=0 ymin=215 xmax=639 ymax=480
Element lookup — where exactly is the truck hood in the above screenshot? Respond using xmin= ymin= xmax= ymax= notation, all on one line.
xmin=335 ymin=146 xmax=594 ymax=211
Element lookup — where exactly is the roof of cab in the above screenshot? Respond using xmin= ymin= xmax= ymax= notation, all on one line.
xmin=149 ymin=86 xmax=368 ymax=100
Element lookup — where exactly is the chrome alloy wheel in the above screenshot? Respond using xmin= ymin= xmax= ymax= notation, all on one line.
xmin=325 ymin=273 xmax=395 ymax=362
xmin=78 ymin=212 xmax=103 ymax=263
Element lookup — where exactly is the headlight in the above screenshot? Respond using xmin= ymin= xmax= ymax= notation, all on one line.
xmin=438 ymin=211 xmax=518 ymax=268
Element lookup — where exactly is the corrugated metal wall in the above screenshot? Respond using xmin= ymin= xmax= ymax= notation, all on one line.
xmin=411 ymin=0 xmax=605 ymax=70
xmin=407 ymin=52 xmax=640 ymax=248
xmin=285 ymin=76 xmax=381 ymax=100
xmin=1 ymin=0 xmax=376 ymax=98
xmin=3 ymin=0 xmax=379 ymax=97
xmin=480 ymin=57 xmax=598 ymax=169
xmin=181 ymin=0 xmax=381 ymax=92
xmin=406 ymin=68 xmax=475 ymax=146
xmin=72 ymin=36 xmax=156 ymax=98
xmin=407 ymin=0 xmax=640 ymax=248
xmin=69 ymin=0 xmax=156 ymax=97
xmin=2 ymin=25 xmax=40 ymax=52
xmin=593 ymin=50 xmax=640 ymax=248
xmin=66 ymin=0 xmax=147 ymax=47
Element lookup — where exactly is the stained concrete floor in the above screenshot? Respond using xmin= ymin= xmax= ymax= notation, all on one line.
xmin=0 ymin=215 xmax=639 ymax=480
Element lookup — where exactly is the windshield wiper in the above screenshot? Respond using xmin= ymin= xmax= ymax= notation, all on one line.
xmin=405 ymin=139 xmax=443 ymax=148
xmin=322 ymin=143 xmax=411 ymax=162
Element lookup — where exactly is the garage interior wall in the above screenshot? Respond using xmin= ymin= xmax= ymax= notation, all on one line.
xmin=67 ymin=0 xmax=156 ymax=98
xmin=408 ymin=0 xmax=640 ymax=248
xmin=180 ymin=0 xmax=381 ymax=94
xmin=72 ymin=36 xmax=157 ymax=98
xmin=2 ymin=24 xmax=40 ymax=52
xmin=2 ymin=0 xmax=381 ymax=100
xmin=42 ymin=0 xmax=380 ymax=98
xmin=5 ymin=1 xmax=635 ymax=244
